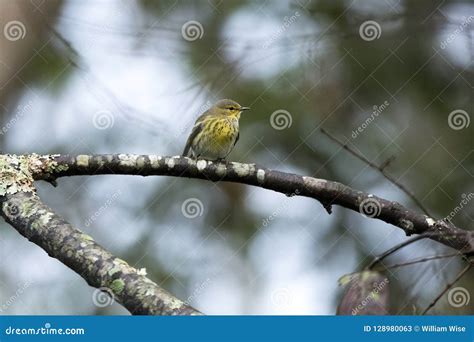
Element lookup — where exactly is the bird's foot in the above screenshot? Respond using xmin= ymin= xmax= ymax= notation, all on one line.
xmin=214 ymin=157 xmax=227 ymax=163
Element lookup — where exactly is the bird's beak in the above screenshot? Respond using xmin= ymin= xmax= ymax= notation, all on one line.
xmin=240 ymin=106 xmax=251 ymax=111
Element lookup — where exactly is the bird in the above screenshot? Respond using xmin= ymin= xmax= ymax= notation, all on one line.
xmin=182 ymin=99 xmax=250 ymax=161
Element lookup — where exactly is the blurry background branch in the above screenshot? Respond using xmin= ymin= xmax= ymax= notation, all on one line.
xmin=0 ymin=0 xmax=63 ymax=148
xmin=320 ymin=128 xmax=432 ymax=217
xmin=27 ymin=153 xmax=474 ymax=254
xmin=421 ymin=262 xmax=472 ymax=314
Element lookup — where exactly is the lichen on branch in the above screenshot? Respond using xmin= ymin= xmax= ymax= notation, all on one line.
xmin=30 ymin=153 xmax=474 ymax=253
xmin=0 ymin=154 xmax=200 ymax=315
xmin=1 ymin=153 xmax=473 ymax=315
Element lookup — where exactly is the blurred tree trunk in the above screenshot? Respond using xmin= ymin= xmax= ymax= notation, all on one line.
xmin=0 ymin=0 xmax=63 ymax=148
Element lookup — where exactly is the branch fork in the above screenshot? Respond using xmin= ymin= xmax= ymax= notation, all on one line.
xmin=1 ymin=153 xmax=473 ymax=315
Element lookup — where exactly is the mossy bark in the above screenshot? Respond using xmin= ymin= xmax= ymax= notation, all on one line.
xmin=0 ymin=154 xmax=200 ymax=315
xmin=1 ymin=153 xmax=473 ymax=315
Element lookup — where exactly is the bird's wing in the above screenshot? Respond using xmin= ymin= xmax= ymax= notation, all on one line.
xmin=182 ymin=122 xmax=203 ymax=156
xmin=233 ymin=131 xmax=239 ymax=148
xmin=182 ymin=113 xmax=209 ymax=156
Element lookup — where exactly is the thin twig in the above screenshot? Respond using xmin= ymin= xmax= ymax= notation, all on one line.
xmin=377 ymin=252 xmax=463 ymax=270
xmin=368 ymin=232 xmax=472 ymax=270
xmin=320 ymin=128 xmax=433 ymax=217
xmin=367 ymin=234 xmax=434 ymax=269
xmin=48 ymin=24 xmax=166 ymax=135
xmin=421 ymin=262 xmax=472 ymax=315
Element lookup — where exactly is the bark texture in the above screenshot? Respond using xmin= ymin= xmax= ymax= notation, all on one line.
xmin=0 ymin=154 xmax=200 ymax=315
xmin=31 ymin=153 xmax=474 ymax=253
xmin=2 ymin=153 xmax=473 ymax=315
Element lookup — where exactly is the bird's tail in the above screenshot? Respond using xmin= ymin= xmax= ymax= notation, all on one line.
xmin=182 ymin=143 xmax=191 ymax=157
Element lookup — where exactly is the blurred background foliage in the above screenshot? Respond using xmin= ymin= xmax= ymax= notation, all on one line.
xmin=0 ymin=0 xmax=472 ymax=314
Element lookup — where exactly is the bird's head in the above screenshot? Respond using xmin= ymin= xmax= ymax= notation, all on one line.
xmin=213 ymin=99 xmax=250 ymax=118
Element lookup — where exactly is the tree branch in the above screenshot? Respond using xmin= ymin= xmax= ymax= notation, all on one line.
xmin=0 ymin=155 xmax=200 ymax=315
xmin=379 ymin=252 xmax=463 ymax=270
xmin=367 ymin=234 xmax=435 ymax=270
xmin=28 ymin=153 xmax=474 ymax=253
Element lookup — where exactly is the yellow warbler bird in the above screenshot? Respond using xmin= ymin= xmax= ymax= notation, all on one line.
xmin=182 ymin=99 xmax=250 ymax=161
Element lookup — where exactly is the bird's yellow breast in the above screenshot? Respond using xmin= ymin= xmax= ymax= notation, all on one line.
xmin=209 ymin=118 xmax=238 ymax=146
